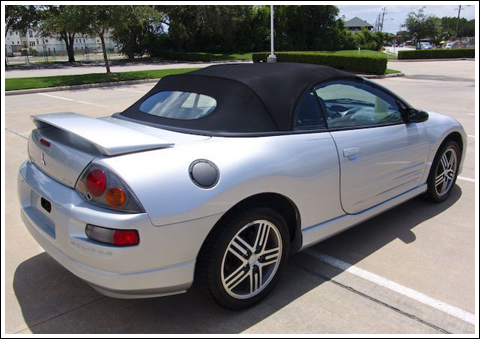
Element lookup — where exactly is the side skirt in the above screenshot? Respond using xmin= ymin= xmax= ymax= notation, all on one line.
xmin=300 ymin=184 xmax=428 ymax=250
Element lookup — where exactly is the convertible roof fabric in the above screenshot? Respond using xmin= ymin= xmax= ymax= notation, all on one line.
xmin=119 ymin=63 xmax=357 ymax=134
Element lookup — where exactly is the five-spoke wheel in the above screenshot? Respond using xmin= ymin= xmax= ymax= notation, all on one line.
xmin=221 ymin=220 xmax=282 ymax=299
xmin=434 ymin=147 xmax=457 ymax=197
xmin=425 ymin=140 xmax=460 ymax=203
xmin=196 ymin=207 xmax=290 ymax=309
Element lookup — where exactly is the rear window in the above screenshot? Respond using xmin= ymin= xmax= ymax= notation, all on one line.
xmin=139 ymin=91 xmax=217 ymax=120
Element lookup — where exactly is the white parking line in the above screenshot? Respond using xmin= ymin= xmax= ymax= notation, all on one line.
xmin=467 ymin=135 xmax=475 ymax=138
xmin=305 ymin=250 xmax=476 ymax=325
xmin=467 ymin=113 xmax=475 ymax=116
xmin=458 ymin=176 xmax=475 ymax=183
xmin=37 ymin=93 xmax=108 ymax=108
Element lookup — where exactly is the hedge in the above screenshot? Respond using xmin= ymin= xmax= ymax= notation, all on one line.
xmin=252 ymin=51 xmax=387 ymax=75
xmin=398 ymin=48 xmax=475 ymax=60
xmin=152 ymin=51 xmax=213 ymax=62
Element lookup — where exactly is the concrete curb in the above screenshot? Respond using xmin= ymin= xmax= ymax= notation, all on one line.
xmin=5 ymin=78 xmax=161 ymax=96
xmin=389 ymin=58 xmax=475 ymax=62
xmin=361 ymin=72 xmax=405 ymax=79
xmin=6 ymin=71 xmax=405 ymax=96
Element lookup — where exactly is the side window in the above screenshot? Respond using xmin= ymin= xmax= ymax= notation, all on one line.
xmin=294 ymin=90 xmax=326 ymax=130
xmin=315 ymin=80 xmax=403 ymax=129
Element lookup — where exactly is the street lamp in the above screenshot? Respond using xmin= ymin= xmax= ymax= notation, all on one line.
xmin=267 ymin=5 xmax=277 ymax=63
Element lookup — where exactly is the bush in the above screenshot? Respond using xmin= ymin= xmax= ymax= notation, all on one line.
xmin=398 ymin=48 xmax=475 ymax=60
xmin=149 ymin=50 xmax=213 ymax=62
xmin=252 ymin=51 xmax=388 ymax=75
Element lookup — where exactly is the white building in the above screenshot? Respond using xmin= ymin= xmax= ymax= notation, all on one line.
xmin=5 ymin=28 xmax=118 ymax=56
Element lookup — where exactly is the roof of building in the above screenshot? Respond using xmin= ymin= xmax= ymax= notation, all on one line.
xmin=344 ymin=17 xmax=374 ymax=28
xmin=119 ymin=63 xmax=357 ymax=135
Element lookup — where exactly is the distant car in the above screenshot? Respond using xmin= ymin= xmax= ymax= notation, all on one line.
xmin=18 ymin=63 xmax=467 ymax=309
xmin=444 ymin=42 xmax=455 ymax=49
xmin=418 ymin=42 xmax=433 ymax=50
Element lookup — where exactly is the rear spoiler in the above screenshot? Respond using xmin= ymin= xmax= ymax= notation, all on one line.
xmin=32 ymin=113 xmax=174 ymax=156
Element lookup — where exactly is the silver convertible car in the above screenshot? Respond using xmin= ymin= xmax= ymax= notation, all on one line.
xmin=18 ymin=63 xmax=466 ymax=309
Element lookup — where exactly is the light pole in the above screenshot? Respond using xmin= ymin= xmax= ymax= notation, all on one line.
xmin=455 ymin=5 xmax=462 ymax=38
xmin=267 ymin=5 xmax=277 ymax=63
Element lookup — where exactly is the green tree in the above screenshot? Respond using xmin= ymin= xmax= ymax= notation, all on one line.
xmin=5 ymin=5 xmax=40 ymax=37
xmin=403 ymin=7 xmax=441 ymax=44
xmin=274 ymin=5 xmax=344 ymax=51
xmin=40 ymin=6 xmax=85 ymax=62
xmin=77 ymin=5 xmax=122 ymax=74
xmin=111 ymin=6 xmax=161 ymax=60
xmin=441 ymin=17 xmax=475 ymax=39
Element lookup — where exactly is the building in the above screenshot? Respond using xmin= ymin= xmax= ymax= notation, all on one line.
xmin=5 ymin=28 xmax=118 ymax=56
xmin=344 ymin=17 xmax=374 ymax=33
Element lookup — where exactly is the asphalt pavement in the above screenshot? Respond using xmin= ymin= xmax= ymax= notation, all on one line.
xmin=4 ymin=59 xmax=476 ymax=334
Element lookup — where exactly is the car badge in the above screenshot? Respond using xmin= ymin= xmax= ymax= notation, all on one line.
xmin=41 ymin=152 xmax=46 ymax=166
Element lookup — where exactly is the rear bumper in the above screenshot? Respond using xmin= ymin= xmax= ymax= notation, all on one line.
xmin=18 ymin=161 xmax=221 ymax=298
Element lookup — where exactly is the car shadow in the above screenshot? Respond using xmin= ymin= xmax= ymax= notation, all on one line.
xmin=13 ymin=186 xmax=462 ymax=333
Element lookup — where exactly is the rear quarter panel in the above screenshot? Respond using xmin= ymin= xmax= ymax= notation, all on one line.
xmin=95 ymin=132 xmax=343 ymax=229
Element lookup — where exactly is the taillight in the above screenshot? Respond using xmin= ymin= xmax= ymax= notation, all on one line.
xmin=86 ymin=224 xmax=139 ymax=246
xmin=105 ymin=187 xmax=126 ymax=208
xmin=76 ymin=164 xmax=144 ymax=213
xmin=86 ymin=169 xmax=106 ymax=197
xmin=40 ymin=138 xmax=51 ymax=148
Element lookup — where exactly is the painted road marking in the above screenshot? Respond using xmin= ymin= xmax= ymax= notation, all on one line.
xmin=467 ymin=135 xmax=475 ymax=138
xmin=305 ymin=250 xmax=476 ymax=326
xmin=458 ymin=176 xmax=475 ymax=183
xmin=38 ymin=93 xmax=108 ymax=108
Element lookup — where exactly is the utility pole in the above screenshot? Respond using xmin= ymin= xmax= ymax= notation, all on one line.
xmin=455 ymin=5 xmax=462 ymax=38
xmin=380 ymin=7 xmax=387 ymax=32
xmin=267 ymin=5 xmax=277 ymax=63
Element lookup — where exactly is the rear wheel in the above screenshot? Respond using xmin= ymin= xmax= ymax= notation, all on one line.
xmin=424 ymin=140 xmax=460 ymax=203
xmin=196 ymin=207 xmax=290 ymax=309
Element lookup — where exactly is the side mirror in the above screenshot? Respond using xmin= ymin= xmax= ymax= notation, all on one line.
xmin=406 ymin=108 xmax=429 ymax=123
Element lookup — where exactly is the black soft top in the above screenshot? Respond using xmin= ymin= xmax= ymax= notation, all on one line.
xmin=119 ymin=63 xmax=357 ymax=135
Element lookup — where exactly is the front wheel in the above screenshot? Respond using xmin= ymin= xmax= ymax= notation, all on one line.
xmin=424 ymin=140 xmax=460 ymax=203
xmin=196 ymin=207 xmax=290 ymax=309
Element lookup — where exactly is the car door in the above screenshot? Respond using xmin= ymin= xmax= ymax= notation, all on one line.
xmin=314 ymin=79 xmax=430 ymax=214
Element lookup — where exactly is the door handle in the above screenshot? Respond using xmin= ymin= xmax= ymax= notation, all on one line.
xmin=343 ymin=147 xmax=360 ymax=159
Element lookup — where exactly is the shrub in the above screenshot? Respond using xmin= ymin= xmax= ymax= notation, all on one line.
xmin=252 ymin=51 xmax=388 ymax=75
xmin=398 ymin=48 xmax=474 ymax=60
xmin=149 ymin=50 xmax=213 ymax=62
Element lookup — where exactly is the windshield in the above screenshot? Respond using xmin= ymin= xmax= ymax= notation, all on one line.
xmin=139 ymin=91 xmax=217 ymax=120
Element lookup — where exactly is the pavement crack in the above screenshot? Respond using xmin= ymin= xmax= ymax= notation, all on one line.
xmin=14 ymin=296 xmax=106 ymax=334
xmin=5 ymin=127 xmax=28 ymax=140
xmin=291 ymin=262 xmax=450 ymax=334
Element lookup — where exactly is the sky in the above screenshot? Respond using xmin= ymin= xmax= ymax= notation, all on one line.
xmin=337 ymin=5 xmax=476 ymax=33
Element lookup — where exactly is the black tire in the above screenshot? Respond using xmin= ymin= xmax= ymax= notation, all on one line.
xmin=196 ymin=207 xmax=290 ymax=310
xmin=424 ymin=140 xmax=460 ymax=203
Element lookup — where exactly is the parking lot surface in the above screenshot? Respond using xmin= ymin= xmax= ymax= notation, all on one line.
xmin=4 ymin=60 xmax=476 ymax=333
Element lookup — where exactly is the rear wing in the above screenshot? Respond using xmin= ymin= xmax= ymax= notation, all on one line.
xmin=32 ymin=113 xmax=174 ymax=156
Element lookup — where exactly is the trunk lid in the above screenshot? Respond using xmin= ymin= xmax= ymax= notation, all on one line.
xmin=28 ymin=113 xmax=202 ymax=188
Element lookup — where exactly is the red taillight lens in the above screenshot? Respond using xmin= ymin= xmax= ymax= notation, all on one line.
xmin=86 ymin=224 xmax=139 ymax=246
xmin=40 ymin=138 xmax=51 ymax=147
xmin=113 ymin=230 xmax=140 ymax=246
xmin=86 ymin=169 xmax=106 ymax=197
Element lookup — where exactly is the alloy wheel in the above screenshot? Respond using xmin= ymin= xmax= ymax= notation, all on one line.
xmin=434 ymin=147 xmax=457 ymax=197
xmin=220 ymin=220 xmax=282 ymax=299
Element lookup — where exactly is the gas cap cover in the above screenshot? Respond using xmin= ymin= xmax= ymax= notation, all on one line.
xmin=189 ymin=159 xmax=219 ymax=188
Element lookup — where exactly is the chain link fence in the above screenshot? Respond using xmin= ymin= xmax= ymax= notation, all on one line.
xmin=6 ymin=42 xmax=122 ymax=65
